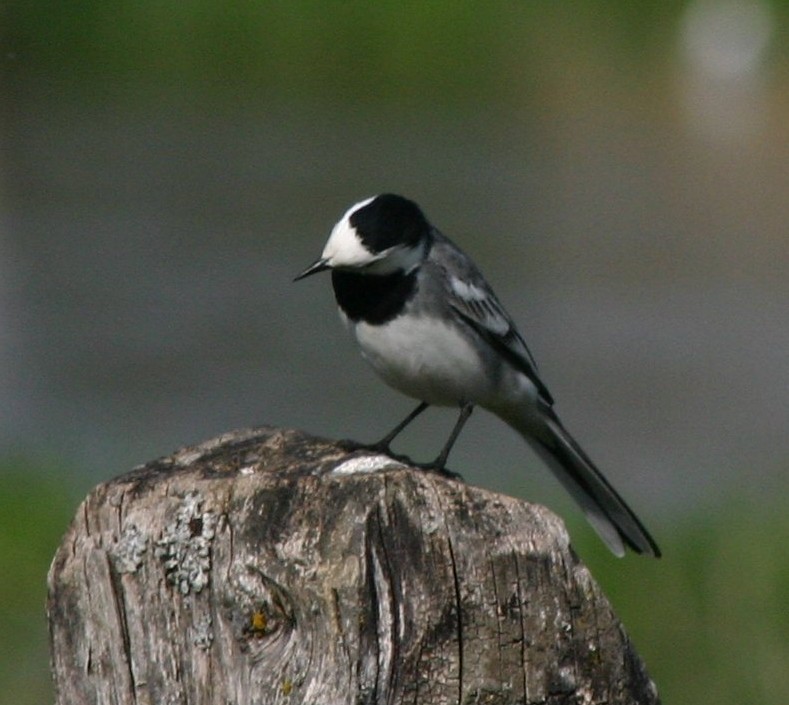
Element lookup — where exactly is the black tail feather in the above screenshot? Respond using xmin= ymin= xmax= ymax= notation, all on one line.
xmin=528 ymin=412 xmax=660 ymax=557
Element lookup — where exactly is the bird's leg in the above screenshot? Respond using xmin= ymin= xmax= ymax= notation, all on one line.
xmin=418 ymin=402 xmax=474 ymax=474
xmin=370 ymin=401 xmax=430 ymax=453
xmin=338 ymin=402 xmax=429 ymax=458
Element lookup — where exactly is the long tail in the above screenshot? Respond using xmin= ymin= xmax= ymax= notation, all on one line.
xmin=506 ymin=407 xmax=660 ymax=557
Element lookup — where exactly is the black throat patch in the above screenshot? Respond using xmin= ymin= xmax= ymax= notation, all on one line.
xmin=331 ymin=269 xmax=418 ymax=325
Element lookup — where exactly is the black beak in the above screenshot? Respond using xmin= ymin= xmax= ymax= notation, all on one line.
xmin=294 ymin=257 xmax=331 ymax=282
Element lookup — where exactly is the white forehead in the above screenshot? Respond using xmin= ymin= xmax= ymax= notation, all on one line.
xmin=321 ymin=196 xmax=378 ymax=266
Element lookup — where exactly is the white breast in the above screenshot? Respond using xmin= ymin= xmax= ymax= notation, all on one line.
xmin=350 ymin=315 xmax=494 ymax=407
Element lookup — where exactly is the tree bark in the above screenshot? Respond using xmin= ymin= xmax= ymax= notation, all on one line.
xmin=48 ymin=426 xmax=660 ymax=705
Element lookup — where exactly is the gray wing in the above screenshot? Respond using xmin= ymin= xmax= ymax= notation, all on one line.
xmin=427 ymin=230 xmax=554 ymax=405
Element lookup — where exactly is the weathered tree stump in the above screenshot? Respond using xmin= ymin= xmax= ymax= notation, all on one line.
xmin=48 ymin=426 xmax=659 ymax=705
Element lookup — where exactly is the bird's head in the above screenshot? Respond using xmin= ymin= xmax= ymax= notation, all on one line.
xmin=295 ymin=194 xmax=431 ymax=280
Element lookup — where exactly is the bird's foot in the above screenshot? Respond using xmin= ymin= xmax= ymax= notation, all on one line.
xmin=336 ymin=440 xmax=463 ymax=479
xmin=336 ymin=438 xmax=369 ymax=453
xmin=336 ymin=438 xmax=412 ymax=465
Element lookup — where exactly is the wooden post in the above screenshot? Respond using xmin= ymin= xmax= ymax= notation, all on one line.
xmin=48 ymin=427 xmax=660 ymax=705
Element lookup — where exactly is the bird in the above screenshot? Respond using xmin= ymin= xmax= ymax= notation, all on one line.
xmin=295 ymin=194 xmax=660 ymax=558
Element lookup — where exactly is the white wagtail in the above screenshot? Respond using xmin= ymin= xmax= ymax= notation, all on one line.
xmin=295 ymin=194 xmax=660 ymax=558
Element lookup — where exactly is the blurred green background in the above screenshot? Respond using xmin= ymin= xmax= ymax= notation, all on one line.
xmin=1 ymin=2 xmax=787 ymax=704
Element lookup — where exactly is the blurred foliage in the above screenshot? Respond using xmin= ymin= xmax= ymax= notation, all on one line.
xmin=574 ymin=491 xmax=789 ymax=705
xmin=1 ymin=456 xmax=786 ymax=705
xmin=3 ymin=1 xmax=698 ymax=107
xmin=0 ymin=458 xmax=81 ymax=705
